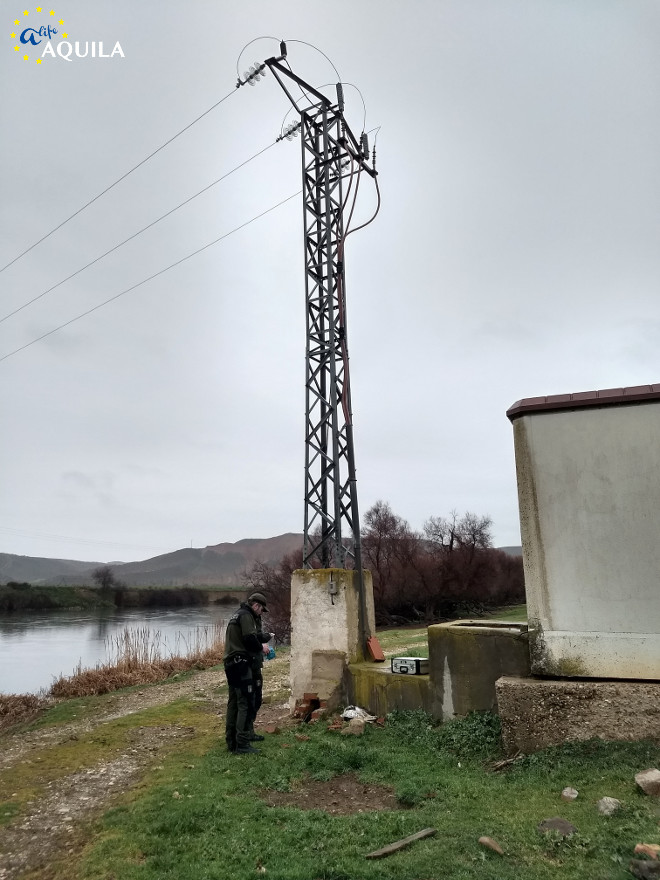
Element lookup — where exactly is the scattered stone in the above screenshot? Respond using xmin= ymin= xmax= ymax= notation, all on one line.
xmin=172 ymin=791 xmax=182 ymax=799
xmin=561 ymin=787 xmax=578 ymax=801
xmin=294 ymin=734 xmax=310 ymax=742
xmin=264 ymin=724 xmax=280 ymax=735
xmin=280 ymin=743 xmax=291 ymax=748
xmin=597 ymin=796 xmax=621 ymax=816
xmin=340 ymin=718 xmax=365 ymax=736
xmin=327 ymin=719 xmax=344 ymax=732
xmin=538 ymin=817 xmax=577 ymax=837
xmin=630 ymin=858 xmax=660 ymax=879
xmin=636 ymin=770 xmax=660 ymax=797
xmin=635 ymin=844 xmax=660 ymax=860
xmin=478 ymin=836 xmax=504 ymax=854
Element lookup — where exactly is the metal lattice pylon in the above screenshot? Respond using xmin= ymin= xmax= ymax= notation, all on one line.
xmin=247 ymin=48 xmax=377 ymax=642
xmin=300 ymin=102 xmax=357 ymax=569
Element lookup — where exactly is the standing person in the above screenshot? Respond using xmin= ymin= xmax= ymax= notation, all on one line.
xmin=247 ymin=607 xmax=274 ymax=743
xmin=223 ymin=592 xmax=270 ymax=755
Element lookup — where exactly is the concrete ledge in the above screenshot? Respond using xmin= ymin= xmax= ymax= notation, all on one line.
xmin=346 ymin=663 xmax=432 ymax=717
xmin=428 ymin=620 xmax=531 ymax=720
xmin=496 ymin=675 xmax=660 ymax=754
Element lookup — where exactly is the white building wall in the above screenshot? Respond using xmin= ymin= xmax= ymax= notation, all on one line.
xmin=512 ymin=402 xmax=660 ymax=679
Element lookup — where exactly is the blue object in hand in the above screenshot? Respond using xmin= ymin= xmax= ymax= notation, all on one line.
xmin=266 ymin=646 xmax=276 ymax=660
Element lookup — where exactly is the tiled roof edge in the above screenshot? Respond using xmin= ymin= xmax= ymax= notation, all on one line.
xmin=507 ymin=384 xmax=660 ymax=420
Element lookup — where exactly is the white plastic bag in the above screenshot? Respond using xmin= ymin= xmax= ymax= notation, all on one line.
xmin=341 ymin=705 xmax=376 ymax=722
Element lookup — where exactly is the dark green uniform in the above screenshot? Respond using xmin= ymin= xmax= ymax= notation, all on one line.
xmin=223 ymin=603 xmax=268 ymax=751
xmin=248 ymin=617 xmax=268 ymax=739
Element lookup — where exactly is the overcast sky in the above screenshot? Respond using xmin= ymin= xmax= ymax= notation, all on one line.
xmin=2 ymin=0 xmax=659 ymax=563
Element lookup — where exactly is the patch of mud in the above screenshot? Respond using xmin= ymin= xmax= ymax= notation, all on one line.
xmin=261 ymin=773 xmax=398 ymax=815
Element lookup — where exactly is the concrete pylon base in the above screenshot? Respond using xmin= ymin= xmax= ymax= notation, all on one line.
xmin=289 ymin=568 xmax=374 ymax=714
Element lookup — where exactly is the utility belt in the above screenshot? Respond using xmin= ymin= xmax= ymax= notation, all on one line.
xmin=224 ymin=652 xmax=250 ymax=668
xmin=224 ymin=653 xmax=253 ymax=688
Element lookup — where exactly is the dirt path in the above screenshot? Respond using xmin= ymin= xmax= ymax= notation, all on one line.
xmin=0 ymin=657 xmax=292 ymax=880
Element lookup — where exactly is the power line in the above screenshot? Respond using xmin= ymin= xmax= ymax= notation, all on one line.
xmin=0 ymin=190 xmax=301 ymax=365
xmin=0 ymin=87 xmax=238 ymax=274
xmin=0 ymin=525 xmax=167 ymax=554
xmin=0 ymin=140 xmax=278 ymax=326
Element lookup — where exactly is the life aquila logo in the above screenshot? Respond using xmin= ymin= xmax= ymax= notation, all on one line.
xmin=10 ymin=7 xmax=124 ymax=64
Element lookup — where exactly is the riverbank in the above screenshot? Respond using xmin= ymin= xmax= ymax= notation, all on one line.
xmin=0 ymin=583 xmax=245 ymax=613
xmin=0 ymin=652 xmax=293 ymax=879
xmin=2 ymin=628 xmax=660 ymax=880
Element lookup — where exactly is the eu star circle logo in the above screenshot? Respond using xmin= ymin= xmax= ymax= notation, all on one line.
xmin=10 ymin=7 xmax=67 ymax=64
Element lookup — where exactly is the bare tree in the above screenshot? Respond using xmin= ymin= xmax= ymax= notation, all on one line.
xmin=242 ymin=549 xmax=305 ymax=644
xmin=92 ymin=565 xmax=116 ymax=591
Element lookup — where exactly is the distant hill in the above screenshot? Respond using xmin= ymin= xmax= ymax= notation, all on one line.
xmin=0 ymin=534 xmax=304 ymax=588
xmin=1 ymin=537 xmax=521 ymax=587
xmin=0 ymin=553 xmax=102 ymax=585
xmin=497 ymin=546 xmax=522 ymax=556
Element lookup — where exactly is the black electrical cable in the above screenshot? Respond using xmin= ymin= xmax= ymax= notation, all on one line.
xmin=0 ymin=190 xmax=301 ymax=365
xmin=338 ymin=171 xmax=381 ymax=423
xmin=285 ymin=39 xmax=341 ymax=83
xmin=235 ymin=35 xmax=281 ymax=80
xmin=0 ymin=87 xmax=238 ymax=274
xmin=0 ymin=140 xmax=278 ymax=325
xmin=0 ymin=525 xmax=166 ymax=553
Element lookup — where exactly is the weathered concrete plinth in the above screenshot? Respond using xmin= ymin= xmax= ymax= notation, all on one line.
xmin=428 ymin=620 xmax=531 ymax=720
xmin=347 ymin=662 xmax=432 ymax=717
xmin=496 ymin=676 xmax=660 ymax=754
xmin=290 ymin=569 xmax=374 ymax=712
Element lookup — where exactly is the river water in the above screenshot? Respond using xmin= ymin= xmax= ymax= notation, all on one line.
xmin=0 ymin=604 xmax=240 ymax=695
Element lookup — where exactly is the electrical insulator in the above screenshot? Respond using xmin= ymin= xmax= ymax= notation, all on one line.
xmin=283 ymin=122 xmax=300 ymax=140
xmin=336 ymin=83 xmax=344 ymax=111
xmin=280 ymin=40 xmax=287 ymax=57
xmin=360 ymin=133 xmax=369 ymax=158
xmin=243 ymin=64 xmax=265 ymax=86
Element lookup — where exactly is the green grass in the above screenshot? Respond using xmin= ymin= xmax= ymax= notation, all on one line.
xmin=480 ymin=603 xmax=527 ymax=622
xmin=377 ymin=626 xmax=430 ymax=658
xmin=376 ymin=605 xmax=528 ymax=659
xmin=67 ymin=710 xmax=660 ymax=880
xmin=0 ymin=698 xmax=219 ymax=827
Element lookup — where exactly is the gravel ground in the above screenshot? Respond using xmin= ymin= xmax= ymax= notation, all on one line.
xmin=0 ymin=656 xmax=293 ymax=879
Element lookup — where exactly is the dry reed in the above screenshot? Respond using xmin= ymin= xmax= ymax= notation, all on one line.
xmin=0 ymin=693 xmax=53 ymax=731
xmin=49 ymin=624 xmax=225 ymax=698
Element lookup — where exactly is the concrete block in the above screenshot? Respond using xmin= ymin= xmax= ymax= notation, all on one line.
xmin=428 ymin=620 xmax=530 ymax=720
xmin=290 ymin=569 xmax=375 ymax=710
xmin=346 ymin=662 xmax=432 ymax=717
xmin=496 ymin=676 xmax=660 ymax=754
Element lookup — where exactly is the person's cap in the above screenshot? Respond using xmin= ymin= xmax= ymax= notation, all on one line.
xmin=248 ymin=592 xmax=269 ymax=612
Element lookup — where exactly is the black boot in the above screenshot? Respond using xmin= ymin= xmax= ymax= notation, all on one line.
xmin=235 ymin=745 xmax=260 ymax=755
